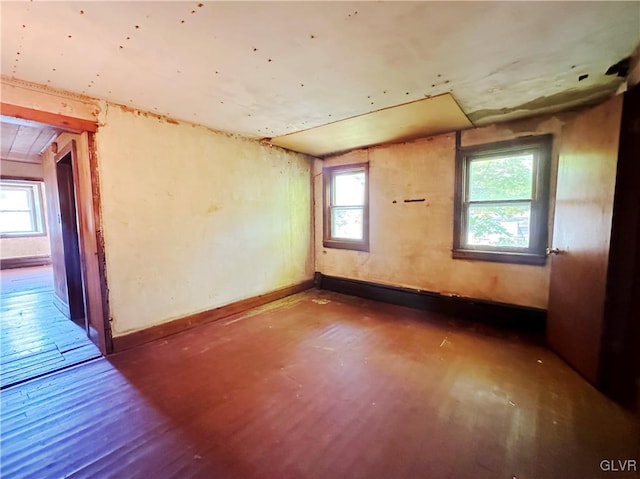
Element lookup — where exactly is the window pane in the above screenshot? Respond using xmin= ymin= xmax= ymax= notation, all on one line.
xmin=469 ymin=154 xmax=533 ymax=201
xmin=332 ymin=207 xmax=363 ymax=240
xmin=334 ymin=171 xmax=365 ymax=206
xmin=0 ymin=211 xmax=34 ymax=233
xmin=467 ymin=203 xmax=531 ymax=248
xmin=0 ymin=188 xmax=31 ymax=211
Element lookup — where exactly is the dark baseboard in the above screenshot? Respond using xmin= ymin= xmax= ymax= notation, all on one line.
xmin=53 ymin=293 xmax=70 ymax=319
xmin=0 ymin=255 xmax=51 ymax=270
xmin=112 ymin=279 xmax=315 ymax=353
xmin=316 ymin=273 xmax=546 ymax=334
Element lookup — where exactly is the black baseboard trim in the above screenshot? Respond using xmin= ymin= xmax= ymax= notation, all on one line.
xmin=0 ymin=255 xmax=51 ymax=270
xmin=316 ymin=273 xmax=546 ymax=334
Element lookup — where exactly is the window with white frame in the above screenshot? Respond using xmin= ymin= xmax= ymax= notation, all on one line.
xmin=0 ymin=179 xmax=46 ymax=237
xmin=453 ymin=135 xmax=552 ymax=265
xmin=323 ymin=163 xmax=369 ymax=252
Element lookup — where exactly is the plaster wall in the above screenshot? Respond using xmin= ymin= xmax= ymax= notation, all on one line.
xmin=314 ymin=113 xmax=576 ymax=309
xmin=95 ymin=106 xmax=314 ymax=336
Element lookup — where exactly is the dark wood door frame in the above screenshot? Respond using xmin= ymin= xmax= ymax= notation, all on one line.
xmin=55 ymin=142 xmax=87 ymax=329
xmin=1 ymin=103 xmax=112 ymax=355
xmin=599 ymin=84 xmax=640 ymax=408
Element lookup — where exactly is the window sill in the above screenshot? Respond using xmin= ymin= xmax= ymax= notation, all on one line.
xmin=323 ymin=239 xmax=369 ymax=252
xmin=452 ymin=249 xmax=546 ymax=266
xmin=0 ymin=232 xmax=47 ymax=239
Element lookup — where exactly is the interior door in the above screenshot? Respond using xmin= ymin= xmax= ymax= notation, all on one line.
xmin=51 ymin=133 xmax=111 ymax=354
xmin=56 ymin=146 xmax=87 ymax=328
xmin=546 ymin=95 xmax=622 ymax=384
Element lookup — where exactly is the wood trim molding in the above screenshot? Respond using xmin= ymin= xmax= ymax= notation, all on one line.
xmin=1 ymin=102 xmax=97 ymax=133
xmin=112 ymin=279 xmax=315 ymax=353
xmin=316 ymin=273 xmax=546 ymax=334
xmin=0 ymin=255 xmax=51 ymax=270
xmin=53 ymin=293 xmax=70 ymax=319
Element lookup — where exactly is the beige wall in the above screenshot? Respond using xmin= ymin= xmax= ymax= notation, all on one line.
xmin=95 ymin=105 xmax=314 ymax=336
xmin=0 ymin=159 xmax=51 ymax=260
xmin=315 ymin=113 xmax=576 ymax=309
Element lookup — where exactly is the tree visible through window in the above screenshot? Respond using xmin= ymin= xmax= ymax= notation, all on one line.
xmin=0 ymin=179 xmax=46 ymax=237
xmin=323 ymin=163 xmax=369 ymax=251
xmin=453 ymin=135 xmax=552 ymax=265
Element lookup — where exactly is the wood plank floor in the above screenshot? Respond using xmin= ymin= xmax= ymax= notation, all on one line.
xmin=0 ymin=266 xmax=100 ymax=389
xmin=1 ymin=289 xmax=638 ymax=478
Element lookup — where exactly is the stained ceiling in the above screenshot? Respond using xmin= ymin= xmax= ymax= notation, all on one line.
xmin=1 ymin=2 xmax=639 ymax=153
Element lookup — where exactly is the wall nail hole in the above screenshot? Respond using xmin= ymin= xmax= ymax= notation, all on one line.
xmin=431 ymin=84 xmax=435 ymax=87
xmin=68 ymin=35 xmax=72 ymax=38
xmin=578 ymin=74 xmax=589 ymax=81
xmin=253 ymin=47 xmax=258 ymax=51
xmin=16 ymin=52 xmax=20 ymax=55
xmin=406 ymin=92 xmax=409 ymax=95
xmin=268 ymin=59 xmax=272 ymax=62
xmin=310 ymin=34 xmax=315 ymax=39
xmin=119 ymin=45 xmax=123 ymax=49
xmin=52 ymin=68 xmax=56 ymax=71
xmin=22 ymin=24 xmax=26 ymax=28
xmin=135 ymin=25 xmax=140 ymax=29
xmin=191 ymin=10 xmax=196 ymax=14
xmin=181 ymin=20 xmax=185 ymax=24
xmin=437 ymin=73 xmax=442 ymax=77
xmin=444 ymin=80 xmax=450 ymax=84
xmin=198 ymin=3 xmax=204 ymax=7
xmin=126 ymin=36 xmax=130 ymax=40
xmin=571 ymin=65 xmax=576 ymax=69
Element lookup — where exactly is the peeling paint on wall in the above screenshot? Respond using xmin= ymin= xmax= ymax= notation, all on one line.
xmin=315 ymin=111 xmax=583 ymax=309
xmin=95 ymin=106 xmax=314 ymax=336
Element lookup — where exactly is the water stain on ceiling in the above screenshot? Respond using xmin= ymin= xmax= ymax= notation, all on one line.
xmin=1 ymin=1 xmax=638 ymax=154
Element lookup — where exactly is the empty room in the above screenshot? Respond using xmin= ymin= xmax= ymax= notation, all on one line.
xmin=1 ymin=2 xmax=639 ymax=478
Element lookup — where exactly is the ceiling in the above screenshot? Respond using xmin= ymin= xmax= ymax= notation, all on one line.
xmin=1 ymin=117 xmax=61 ymax=164
xmin=1 ymin=2 xmax=638 ymax=154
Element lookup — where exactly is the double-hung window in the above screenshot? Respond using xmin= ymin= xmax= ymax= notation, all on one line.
xmin=453 ymin=135 xmax=552 ymax=265
xmin=323 ymin=163 xmax=369 ymax=251
xmin=0 ymin=179 xmax=46 ymax=237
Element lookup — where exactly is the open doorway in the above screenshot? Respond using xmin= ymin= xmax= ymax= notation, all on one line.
xmin=0 ymin=116 xmax=102 ymax=389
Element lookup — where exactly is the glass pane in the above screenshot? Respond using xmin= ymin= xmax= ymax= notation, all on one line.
xmin=469 ymin=153 xmax=533 ymax=201
xmin=334 ymin=171 xmax=365 ymax=206
xmin=467 ymin=203 xmax=530 ymax=248
xmin=0 ymin=211 xmax=34 ymax=233
xmin=331 ymin=207 xmax=363 ymax=240
xmin=0 ymin=187 xmax=31 ymax=211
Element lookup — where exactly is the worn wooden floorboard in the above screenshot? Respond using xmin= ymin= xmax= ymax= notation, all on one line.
xmin=1 ymin=289 xmax=638 ymax=478
xmin=0 ymin=266 xmax=101 ymax=389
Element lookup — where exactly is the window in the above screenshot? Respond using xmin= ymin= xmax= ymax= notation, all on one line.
xmin=453 ymin=135 xmax=552 ymax=265
xmin=323 ymin=163 xmax=369 ymax=251
xmin=0 ymin=179 xmax=46 ymax=237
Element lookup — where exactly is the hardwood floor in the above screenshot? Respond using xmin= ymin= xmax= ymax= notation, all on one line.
xmin=1 ymin=289 xmax=638 ymax=478
xmin=0 ymin=266 xmax=100 ymax=389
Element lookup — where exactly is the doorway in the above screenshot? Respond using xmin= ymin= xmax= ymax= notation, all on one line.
xmin=0 ymin=115 xmax=106 ymax=389
xmin=55 ymin=143 xmax=86 ymax=329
